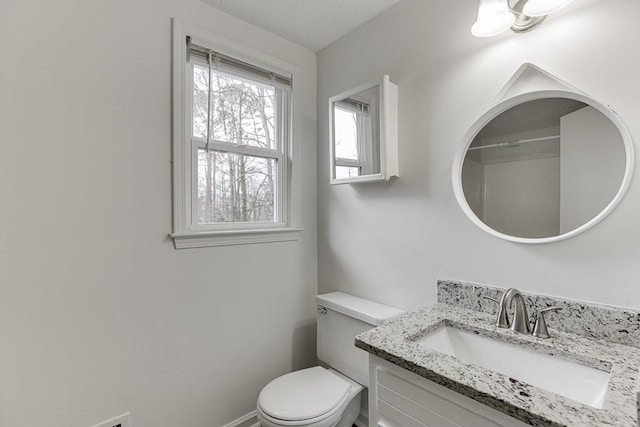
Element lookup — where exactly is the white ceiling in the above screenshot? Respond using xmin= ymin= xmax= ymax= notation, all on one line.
xmin=200 ymin=0 xmax=402 ymax=52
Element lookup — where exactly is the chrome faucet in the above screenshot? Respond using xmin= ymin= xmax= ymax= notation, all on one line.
xmin=484 ymin=288 xmax=530 ymax=333
xmin=484 ymin=288 xmax=562 ymax=338
xmin=500 ymin=288 xmax=531 ymax=334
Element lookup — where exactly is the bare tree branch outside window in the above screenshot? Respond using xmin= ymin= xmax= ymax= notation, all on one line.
xmin=193 ymin=66 xmax=277 ymax=224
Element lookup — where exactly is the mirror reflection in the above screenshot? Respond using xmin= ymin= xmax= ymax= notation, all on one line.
xmin=462 ymin=98 xmax=626 ymax=239
xmin=332 ymin=86 xmax=380 ymax=180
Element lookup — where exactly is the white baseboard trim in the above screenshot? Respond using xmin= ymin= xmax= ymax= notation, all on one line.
xmin=355 ymin=409 xmax=369 ymax=427
xmin=222 ymin=411 xmax=258 ymax=427
xmin=222 ymin=408 xmax=367 ymax=427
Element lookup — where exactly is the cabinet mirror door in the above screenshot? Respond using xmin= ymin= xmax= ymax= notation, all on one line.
xmin=329 ymin=75 xmax=398 ymax=184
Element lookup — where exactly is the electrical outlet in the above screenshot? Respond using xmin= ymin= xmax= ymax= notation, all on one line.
xmin=89 ymin=412 xmax=131 ymax=427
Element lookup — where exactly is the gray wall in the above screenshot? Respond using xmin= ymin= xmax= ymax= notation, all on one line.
xmin=0 ymin=0 xmax=317 ymax=426
xmin=560 ymin=106 xmax=626 ymax=233
xmin=317 ymin=0 xmax=640 ymax=310
xmin=483 ymin=155 xmax=560 ymax=238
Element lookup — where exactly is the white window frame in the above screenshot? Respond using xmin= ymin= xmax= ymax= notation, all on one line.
xmin=333 ymin=101 xmax=370 ymax=177
xmin=170 ymin=20 xmax=302 ymax=249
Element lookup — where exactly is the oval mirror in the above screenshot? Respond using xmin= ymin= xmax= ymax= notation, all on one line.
xmin=453 ymin=92 xmax=634 ymax=243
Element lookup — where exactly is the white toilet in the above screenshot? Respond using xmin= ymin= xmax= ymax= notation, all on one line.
xmin=257 ymin=292 xmax=404 ymax=427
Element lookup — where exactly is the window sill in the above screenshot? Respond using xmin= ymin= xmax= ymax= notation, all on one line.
xmin=170 ymin=227 xmax=303 ymax=249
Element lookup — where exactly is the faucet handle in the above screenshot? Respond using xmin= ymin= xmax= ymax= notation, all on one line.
xmin=532 ymin=306 xmax=563 ymax=339
xmin=482 ymin=295 xmax=509 ymax=328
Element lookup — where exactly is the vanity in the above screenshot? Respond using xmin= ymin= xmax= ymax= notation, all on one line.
xmin=356 ymin=280 xmax=640 ymax=426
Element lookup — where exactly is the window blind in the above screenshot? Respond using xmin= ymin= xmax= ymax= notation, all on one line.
xmin=187 ymin=36 xmax=292 ymax=88
xmin=338 ymin=98 xmax=371 ymax=112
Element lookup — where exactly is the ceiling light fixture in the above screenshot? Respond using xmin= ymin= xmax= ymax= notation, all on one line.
xmin=471 ymin=0 xmax=516 ymax=38
xmin=471 ymin=0 xmax=575 ymax=37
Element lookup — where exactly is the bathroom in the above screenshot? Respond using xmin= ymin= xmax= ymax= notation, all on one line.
xmin=1 ymin=0 xmax=639 ymax=426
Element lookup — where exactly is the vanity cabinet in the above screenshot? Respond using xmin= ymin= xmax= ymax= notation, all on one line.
xmin=368 ymin=356 xmax=529 ymax=427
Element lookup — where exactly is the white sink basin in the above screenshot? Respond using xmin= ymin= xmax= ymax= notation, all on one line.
xmin=416 ymin=326 xmax=610 ymax=409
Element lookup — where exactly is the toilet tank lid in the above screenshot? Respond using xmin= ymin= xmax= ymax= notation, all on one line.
xmin=316 ymin=292 xmax=404 ymax=326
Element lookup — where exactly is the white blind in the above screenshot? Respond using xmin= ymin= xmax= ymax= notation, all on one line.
xmin=187 ymin=36 xmax=292 ymax=88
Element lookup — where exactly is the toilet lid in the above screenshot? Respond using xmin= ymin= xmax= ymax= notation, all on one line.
xmin=258 ymin=367 xmax=350 ymax=421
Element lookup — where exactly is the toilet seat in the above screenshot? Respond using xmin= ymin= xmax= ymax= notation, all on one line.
xmin=257 ymin=367 xmax=351 ymax=426
xmin=257 ymin=403 xmax=342 ymax=427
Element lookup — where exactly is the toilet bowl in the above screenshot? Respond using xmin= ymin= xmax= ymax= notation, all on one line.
xmin=256 ymin=292 xmax=404 ymax=427
xmin=257 ymin=367 xmax=363 ymax=427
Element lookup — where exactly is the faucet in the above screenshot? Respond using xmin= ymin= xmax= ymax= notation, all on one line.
xmin=499 ymin=288 xmax=531 ymax=334
xmin=484 ymin=288 xmax=563 ymax=338
xmin=483 ymin=288 xmax=529 ymax=333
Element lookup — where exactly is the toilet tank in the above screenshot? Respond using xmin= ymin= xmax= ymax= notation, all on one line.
xmin=316 ymin=292 xmax=404 ymax=387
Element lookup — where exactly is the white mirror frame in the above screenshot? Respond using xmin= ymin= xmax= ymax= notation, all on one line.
xmin=452 ymin=65 xmax=634 ymax=244
xmin=329 ymin=75 xmax=398 ymax=185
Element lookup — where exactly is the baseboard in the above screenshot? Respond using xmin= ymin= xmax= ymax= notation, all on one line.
xmin=223 ymin=408 xmax=366 ymax=427
xmin=221 ymin=411 xmax=258 ymax=427
xmin=355 ymin=409 xmax=369 ymax=427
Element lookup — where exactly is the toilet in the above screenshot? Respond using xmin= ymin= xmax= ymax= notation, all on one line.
xmin=257 ymin=292 xmax=404 ymax=427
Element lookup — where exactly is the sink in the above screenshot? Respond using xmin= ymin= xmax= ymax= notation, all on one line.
xmin=416 ymin=326 xmax=610 ymax=409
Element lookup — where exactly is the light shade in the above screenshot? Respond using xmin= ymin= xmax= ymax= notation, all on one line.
xmin=471 ymin=0 xmax=516 ymax=38
xmin=523 ymin=0 xmax=574 ymax=17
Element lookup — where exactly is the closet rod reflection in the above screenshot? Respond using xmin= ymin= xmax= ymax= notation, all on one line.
xmin=468 ymin=135 xmax=560 ymax=151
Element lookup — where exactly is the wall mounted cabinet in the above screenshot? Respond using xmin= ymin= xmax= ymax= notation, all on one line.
xmin=329 ymin=75 xmax=398 ymax=184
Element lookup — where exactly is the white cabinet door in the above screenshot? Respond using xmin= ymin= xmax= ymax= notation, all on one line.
xmin=378 ymin=400 xmax=428 ymax=427
xmin=369 ymin=356 xmax=529 ymax=427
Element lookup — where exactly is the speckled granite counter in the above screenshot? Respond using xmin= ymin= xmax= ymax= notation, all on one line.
xmin=356 ymin=303 xmax=640 ymax=426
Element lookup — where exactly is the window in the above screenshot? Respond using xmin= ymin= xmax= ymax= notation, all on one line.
xmin=333 ymin=100 xmax=372 ymax=179
xmin=331 ymin=87 xmax=380 ymax=181
xmin=171 ymin=21 xmax=301 ymax=248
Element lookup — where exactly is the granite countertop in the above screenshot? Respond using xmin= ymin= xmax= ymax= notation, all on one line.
xmin=355 ymin=303 xmax=640 ymax=426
